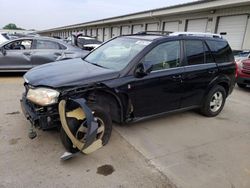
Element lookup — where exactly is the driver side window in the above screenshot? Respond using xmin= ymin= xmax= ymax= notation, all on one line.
xmin=4 ymin=40 xmax=32 ymax=50
xmin=142 ymin=41 xmax=180 ymax=71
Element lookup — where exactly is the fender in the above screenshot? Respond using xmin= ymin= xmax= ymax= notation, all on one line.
xmin=205 ymin=74 xmax=230 ymax=98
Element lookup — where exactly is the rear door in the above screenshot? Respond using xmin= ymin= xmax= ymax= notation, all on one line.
xmin=0 ymin=39 xmax=33 ymax=71
xmin=181 ymin=39 xmax=218 ymax=107
xmin=31 ymin=39 xmax=66 ymax=67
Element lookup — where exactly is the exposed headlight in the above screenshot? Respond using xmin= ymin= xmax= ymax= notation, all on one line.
xmin=27 ymin=88 xmax=60 ymax=106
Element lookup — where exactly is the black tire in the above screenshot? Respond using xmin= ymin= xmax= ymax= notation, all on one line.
xmin=200 ymin=85 xmax=226 ymax=117
xmin=60 ymin=105 xmax=112 ymax=153
xmin=237 ymin=83 xmax=246 ymax=88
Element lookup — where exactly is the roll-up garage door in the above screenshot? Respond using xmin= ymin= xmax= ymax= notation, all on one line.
xmin=111 ymin=27 xmax=120 ymax=38
xmin=97 ymin=28 xmax=103 ymax=41
xmin=146 ymin=23 xmax=158 ymax=31
xmin=121 ymin=26 xmax=131 ymax=35
xmin=187 ymin=18 xmax=208 ymax=32
xmin=87 ymin=29 xmax=91 ymax=36
xmin=163 ymin=21 xmax=180 ymax=32
xmin=132 ymin=24 xmax=143 ymax=34
xmin=217 ymin=15 xmax=248 ymax=50
xmin=104 ymin=27 xmax=110 ymax=41
xmin=92 ymin=29 xmax=97 ymax=38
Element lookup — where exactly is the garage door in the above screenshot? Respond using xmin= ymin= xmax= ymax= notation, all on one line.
xmin=121 ymin=26 xmax=131 ymax=35
xmin=132 ymin=24 xmax=143 ymax=34
xmin=187 ymin=18 xmax=208 ymax=32
xmin=111 ymin=27 xmax=120 ymax=38
xmin=87 ymin=29 xmax=91 ymax=36
xmin=97 ymin=28 xmax=103 ymax=41
xmin=146 ymin=23 xmax=158 ymax=31
xmin=104 ymin=27 xmax=111 ymax=41
xmin=163 ymin=21 xmax=180 ymax=32
xmin=92 ymin=29 xmax=97 ymax=38
xmin=217 ymin=15 xmax=248 ymax=50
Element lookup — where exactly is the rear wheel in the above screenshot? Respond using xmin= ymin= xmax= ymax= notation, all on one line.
xmin=237 ymin=83 xmax=246 ymax=88
xmin=60 ymin=105 xmax=112 ymax=153
xmin=200 ymin=85 xmax=226 ymax=117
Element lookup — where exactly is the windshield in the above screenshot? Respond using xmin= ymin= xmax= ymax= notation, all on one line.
xmin=84 ymin=37 xmax=151 ymax=71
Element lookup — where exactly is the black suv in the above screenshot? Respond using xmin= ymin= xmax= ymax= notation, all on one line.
xmin=21 ymin=32 xmax=236 ymax=153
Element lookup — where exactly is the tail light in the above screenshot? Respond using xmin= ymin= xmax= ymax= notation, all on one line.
xmin=234 ymin=61 xmax=238 ymax=78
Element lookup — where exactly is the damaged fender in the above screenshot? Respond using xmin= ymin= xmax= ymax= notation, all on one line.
xmin=58 ymin=98 xmax=103 ymax=154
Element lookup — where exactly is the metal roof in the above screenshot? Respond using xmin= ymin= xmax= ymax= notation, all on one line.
xmin=38 ymin=0 xmax=250 ymax=33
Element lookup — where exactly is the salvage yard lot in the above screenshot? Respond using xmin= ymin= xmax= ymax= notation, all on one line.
xmin=0 ymin=75 xmax=250 ymax=188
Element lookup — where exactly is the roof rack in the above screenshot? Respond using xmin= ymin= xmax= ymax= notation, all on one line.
xmin=135 ymin=31 xmax=173 ymax=35
xmin=169 ymin=32 xmax=223 ymax=39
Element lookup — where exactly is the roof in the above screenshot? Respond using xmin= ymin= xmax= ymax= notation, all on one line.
xmin=38 ymin=0 xmax=250 ymax=33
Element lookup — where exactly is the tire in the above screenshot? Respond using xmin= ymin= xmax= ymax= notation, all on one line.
xmin=200 ymin=85 xmax=226 ymax=117
xmin=237 ymin=83 xmax=246 ymax=88
xmin=60 ymin=105 xmax=112 ymax=153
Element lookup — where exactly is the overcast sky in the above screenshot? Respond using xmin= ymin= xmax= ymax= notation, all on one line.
xmin=0 ymin=0 xmax=197 ymax=31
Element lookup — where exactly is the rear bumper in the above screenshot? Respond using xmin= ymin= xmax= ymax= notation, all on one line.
xmin=20 ymin=94 xmax=60 ymax=130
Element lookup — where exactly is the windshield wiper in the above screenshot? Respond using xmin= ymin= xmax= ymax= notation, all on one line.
xmin=91 ymin=63 xmax=108 ymax=69
xmin=84 ymin=59 xmax=108 ymax=69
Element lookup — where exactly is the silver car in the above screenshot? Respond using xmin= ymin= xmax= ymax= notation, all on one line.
xmin=0 ymin=36 xmax=89 ymax=72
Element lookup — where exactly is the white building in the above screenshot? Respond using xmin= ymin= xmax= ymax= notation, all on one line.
xmin=38 ymin=0 xmax=250 ymax=50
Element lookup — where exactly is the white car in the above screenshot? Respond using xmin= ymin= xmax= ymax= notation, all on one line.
xmin=0 ymin=33 xmax=9 ymax=44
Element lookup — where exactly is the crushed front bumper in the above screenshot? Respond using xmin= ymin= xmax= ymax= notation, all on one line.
xmin=20 ymin=94 xmax=60 ymax=130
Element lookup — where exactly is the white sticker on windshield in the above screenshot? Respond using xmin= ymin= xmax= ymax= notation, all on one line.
xmin=135 ymin=40 xmax=151 ymax=46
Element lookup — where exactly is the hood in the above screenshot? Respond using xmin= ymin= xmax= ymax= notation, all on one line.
xmin=24 ymin=58 xmax=119 ymax=88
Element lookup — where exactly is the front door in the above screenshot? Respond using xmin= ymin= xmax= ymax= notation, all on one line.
xmin=0 ymin=39 xmax=33 ymax=71
xmin=125 ymin=40 xmax=184 ymax=117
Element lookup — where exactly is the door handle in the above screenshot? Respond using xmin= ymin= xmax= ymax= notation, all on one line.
xmin=54 ymin=52 xmax=62 ymax=56
xmin=172 ymin=75 xmax=182 ymax=79
xmin=23 ymin=52 xmax=31 ymax=56
xmin=208 ymin=70 xmax=217 ymax=74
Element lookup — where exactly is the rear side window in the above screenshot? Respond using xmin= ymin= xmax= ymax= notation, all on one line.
xmin=36 ymin=40 xmax=60 ymax=50
xmin=206 ymin=40 xmax=234 ymax=63
xmin=185 ymin=40 xmax=205 ymax=65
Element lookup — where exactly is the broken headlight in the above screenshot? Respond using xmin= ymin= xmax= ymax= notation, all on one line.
xmin=27 ymin=87 xmax=60 ymax=106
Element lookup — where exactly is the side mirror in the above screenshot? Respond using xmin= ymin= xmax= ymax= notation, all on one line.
xmin=135 ymin=62 xmax=153 ymax=78
xmin=0 ymin=47 xmax=6 ymax=56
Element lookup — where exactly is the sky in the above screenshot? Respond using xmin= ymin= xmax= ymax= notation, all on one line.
xmin=0 ymin=0 xmax=197 ymax=31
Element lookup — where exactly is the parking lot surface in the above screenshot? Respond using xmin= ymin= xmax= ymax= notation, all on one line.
xmin=0 ymin=75 xmax=249 ymax=188
xmin=0 ymin=76 xmax=172 ymax=188
xmin=116 ymin=86 xmax=250 ymax=188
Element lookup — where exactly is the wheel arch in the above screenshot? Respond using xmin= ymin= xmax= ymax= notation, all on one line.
xmin=205 ymin=75 xmax=230 ymax=99
xmin=86 ymin=87 xmax=127 ymax=123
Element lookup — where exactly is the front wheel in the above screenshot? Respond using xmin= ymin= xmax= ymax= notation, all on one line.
xmin=200 ymin=85 xmax=226 ymax=117
xmin=60 ymin=105 xmax=112 ymax=153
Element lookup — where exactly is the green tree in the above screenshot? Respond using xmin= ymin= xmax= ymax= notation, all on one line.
xmin=3 ymin=23 xmax=23 ymax=30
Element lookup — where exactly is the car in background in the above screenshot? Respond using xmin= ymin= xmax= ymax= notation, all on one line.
xmin=236 ymin=58 xmax=250 ymax=88
xmin=73 ymin=33 xmax=102 ymax=51
xmin=234 ymin=50 xmax=250 ymax=62
xmin=0 ymin=33 xmax=10 ymax=44
xmin=0 ymin=36 xmax=89 ymax=72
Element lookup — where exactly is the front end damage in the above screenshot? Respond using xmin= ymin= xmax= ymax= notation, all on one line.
xmin=21 ymin=94 xmax=105 ymax=160
xmin=59 ymin=98 xmax=103 ymax=158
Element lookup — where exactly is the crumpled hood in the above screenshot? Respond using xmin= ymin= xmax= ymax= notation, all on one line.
xmin=24 ymin=58 xmax=119 ymax=88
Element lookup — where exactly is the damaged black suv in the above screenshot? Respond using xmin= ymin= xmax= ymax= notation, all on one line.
xmin=21 ymin=32 xmax=236 ymax=154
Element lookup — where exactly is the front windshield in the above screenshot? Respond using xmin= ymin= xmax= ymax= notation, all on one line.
xmin=84 ymin=37 xmax=151 ymax=71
